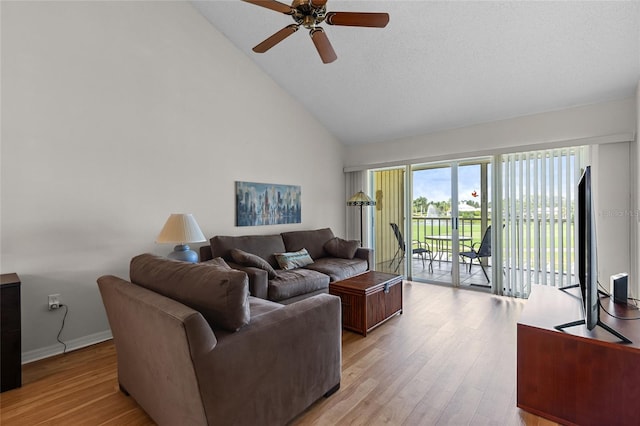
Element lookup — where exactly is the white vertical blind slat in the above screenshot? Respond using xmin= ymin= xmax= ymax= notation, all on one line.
xmin=548 ymin=151 xmax=556 ymax=286
xmin=541 ymin=153 xmax=548 ymax=285
xmin=533 ymin=152 xmax=540 ymax=285
xmin=525 ymin=152 xmax=532 ymax=295
xmin=518 ymin=153 xmax=525 ymax=292
xmin=564 ymin=152 xmax=574 ymax=285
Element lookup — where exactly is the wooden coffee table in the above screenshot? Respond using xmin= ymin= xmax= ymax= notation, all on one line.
xmin=329 ymin=271 xmax=403 ymax=336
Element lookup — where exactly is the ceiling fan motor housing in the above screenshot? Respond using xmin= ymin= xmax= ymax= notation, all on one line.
xmin=291 ymin=0 xmax=327 ymax=28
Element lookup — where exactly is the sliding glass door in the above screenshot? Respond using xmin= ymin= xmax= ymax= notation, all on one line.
xmin=411 ymin=158 xmax=492 ymax=287
xmin=365 ymin=147 xmax=583 ymax=298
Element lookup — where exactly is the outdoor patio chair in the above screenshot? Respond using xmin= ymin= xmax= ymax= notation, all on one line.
xmin=389 ymin=223 xmax=433 ymax=273
xmin=459 ymin=225 xmax=493 ymax=282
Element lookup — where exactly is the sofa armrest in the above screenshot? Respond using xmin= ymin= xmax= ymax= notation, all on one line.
xmin=226 ymin=262 xmax=269 ymax=300
xmin=190 ymin=293 xmax=342 ymax=425
xmin=355 ymin=247 xmax=374 ymax=270
xmin=97 ymin=275 xmax=214 ymax=425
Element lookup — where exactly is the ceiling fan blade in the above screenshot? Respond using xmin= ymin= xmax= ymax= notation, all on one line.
xmin=325 ymin=12 xmax=389 ymax=28
xmin=310 ymin=28 xmax=337 ymax=64
xmin=242 ymin=0 xmax=294 ymax=15
xmin=310 ymin=0 xmax=328 ymax=7
xmin=253 ymin=25 xmax=299 ymax=53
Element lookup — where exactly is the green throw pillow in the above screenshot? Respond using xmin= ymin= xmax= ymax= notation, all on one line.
xmin=274 ymin=248 xmax=314 ymax=270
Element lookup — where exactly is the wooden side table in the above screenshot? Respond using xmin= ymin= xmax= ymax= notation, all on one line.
xmin=1 ymin=273 xmax=22 ymax=392
xmin=329 ymin=271 xmax=403 ymax=336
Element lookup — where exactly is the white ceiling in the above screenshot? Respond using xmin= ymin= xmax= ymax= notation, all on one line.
xmin=193 ymin=1 xmax=640 ymax=145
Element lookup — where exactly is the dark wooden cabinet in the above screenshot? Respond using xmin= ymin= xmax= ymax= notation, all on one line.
xmin=329 ymin=271 xmax=403 ymax=336
xmin=1 ymin=273 xmax=21 ymax=392
xmin=517 ymin=284 xmax=640 ymax=426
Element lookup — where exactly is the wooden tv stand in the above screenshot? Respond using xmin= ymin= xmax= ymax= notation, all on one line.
xmin=517 ymin=284 xmax=640 ymax=426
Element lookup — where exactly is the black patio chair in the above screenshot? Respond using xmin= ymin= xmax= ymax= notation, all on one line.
xmin=459 ymin=225 xmax=493 ymax=282
xmin=389 ymin=223 xmax=433 ymax=273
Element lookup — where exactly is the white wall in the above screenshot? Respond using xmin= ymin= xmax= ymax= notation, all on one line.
xmin=344 ymin=98 xmax=636 ymax=170
xmin=1 ymin=1 xmax=345 ymax=361
xmin=592 ymin=142 xmax=632 ymax=293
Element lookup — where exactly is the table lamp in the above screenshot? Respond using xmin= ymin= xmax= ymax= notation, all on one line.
xmin=156 ymin=213 xmax=206 ymax=263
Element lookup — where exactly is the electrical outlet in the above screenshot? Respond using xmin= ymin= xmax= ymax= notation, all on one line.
xmin=48 ymin=294 xmax=60 ymax=310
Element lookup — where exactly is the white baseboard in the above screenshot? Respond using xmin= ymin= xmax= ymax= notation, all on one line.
xmin=22 ymin=330 xmax=113 ymax=364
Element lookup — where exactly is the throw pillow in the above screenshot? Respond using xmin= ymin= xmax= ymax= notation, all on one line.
xmin=324 ymin=237 xmax=359 ymax=259
xmin=203 ymin=257 xmax=232 ymax=270
xmin=130 ymin=254 xmax=250 ymax=332
xmin=230 ymin=248 xmax=278 ymax=279
xmin=274 ymin=248 xmax=314 ymax=270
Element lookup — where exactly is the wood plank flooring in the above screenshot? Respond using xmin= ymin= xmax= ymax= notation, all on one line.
xmin=0 ymin=282 xmax=557 ymax=425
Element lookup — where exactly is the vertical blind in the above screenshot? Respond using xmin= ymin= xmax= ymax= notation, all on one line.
xmin=372 ymin=168 xmax=405 ymax=268
xmin=500 ymin=147 xmax=586 ymax=298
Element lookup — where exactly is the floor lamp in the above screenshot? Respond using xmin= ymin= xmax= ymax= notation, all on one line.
xmin=347 ymin=191 xmax=376 ymax=247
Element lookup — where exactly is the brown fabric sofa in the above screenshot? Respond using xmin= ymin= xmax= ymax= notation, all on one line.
xmin=98 ymin=254 xmax=341 ymax=426
xmin=200 ymin=228 xmax=373 ymax=304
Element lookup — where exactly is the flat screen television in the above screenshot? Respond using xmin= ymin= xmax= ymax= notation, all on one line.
xmin=555 ymin=166 xmax=631 ymax=343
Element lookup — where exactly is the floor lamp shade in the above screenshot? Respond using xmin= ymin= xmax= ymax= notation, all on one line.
xmin=156 ymin=214 xmax=206 ymax=263
xmin=347 ymin=191 xmax=376 ymax=247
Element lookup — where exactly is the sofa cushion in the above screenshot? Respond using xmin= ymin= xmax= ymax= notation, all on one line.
xmin=211 ymin=234 xmax=285 ymax=269
xmin=230 ymin=248 xmax=278 ymax=279
xmin=324 ymin=237 xmax=359 ymax=259
xmin=304 ymin=257 xmax=369 ymax=282
xmin=281 ymin=228 xmax=335 ymax=260
xmin=274 ymin=248 xmax=314 ymax=271
xmin=130 ymin=253 xmax=250 ymax=332
xmin=268 ymin=269 xmax=330 ymax=302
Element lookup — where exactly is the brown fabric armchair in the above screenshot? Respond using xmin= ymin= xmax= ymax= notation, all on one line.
xmin=98 ymin=254 xmax=341 ymax=426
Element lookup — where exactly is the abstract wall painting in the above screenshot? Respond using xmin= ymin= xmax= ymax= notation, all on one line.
xmin=235 ymin=181 xmax=301 ymax=227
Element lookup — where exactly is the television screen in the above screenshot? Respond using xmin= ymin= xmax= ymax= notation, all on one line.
xmin=579 ymin=166 xmax=598 ymax=330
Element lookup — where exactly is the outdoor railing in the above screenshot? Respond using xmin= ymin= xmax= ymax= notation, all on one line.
xmin=412 ymin=216 xmax=487 ymax=245
xmin=411 ymin=216 xmax=489 ymax=262
xmin=412 ymin=216 xmax=574 ymax=268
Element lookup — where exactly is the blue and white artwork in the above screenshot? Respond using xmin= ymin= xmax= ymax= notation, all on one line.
xmin=235 ymin=181 xmax=301 ymax=227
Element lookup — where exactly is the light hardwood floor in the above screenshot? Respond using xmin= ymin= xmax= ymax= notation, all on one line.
xmin=0 ymin=282 xmax=557 ymax=425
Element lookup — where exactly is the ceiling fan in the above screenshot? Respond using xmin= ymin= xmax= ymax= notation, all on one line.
xmin=242 ymin=0 xmax=390 ymax=64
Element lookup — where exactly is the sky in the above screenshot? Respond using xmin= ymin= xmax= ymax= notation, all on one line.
xmin=413 ymin=156 xmax=574 ymax=204
xmin=413 ymin=165 xmax=488 ymax=203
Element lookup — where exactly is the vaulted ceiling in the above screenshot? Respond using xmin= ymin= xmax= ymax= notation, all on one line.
xmin=193 ymin=1 xmax=640 ymax=145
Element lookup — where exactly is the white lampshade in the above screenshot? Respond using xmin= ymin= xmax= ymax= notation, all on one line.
xmin=156 ymin=214 xmax=206 ymax=244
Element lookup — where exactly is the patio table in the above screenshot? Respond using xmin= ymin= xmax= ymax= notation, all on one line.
xmin=425 ymin=235 xmax=472 ymax=264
